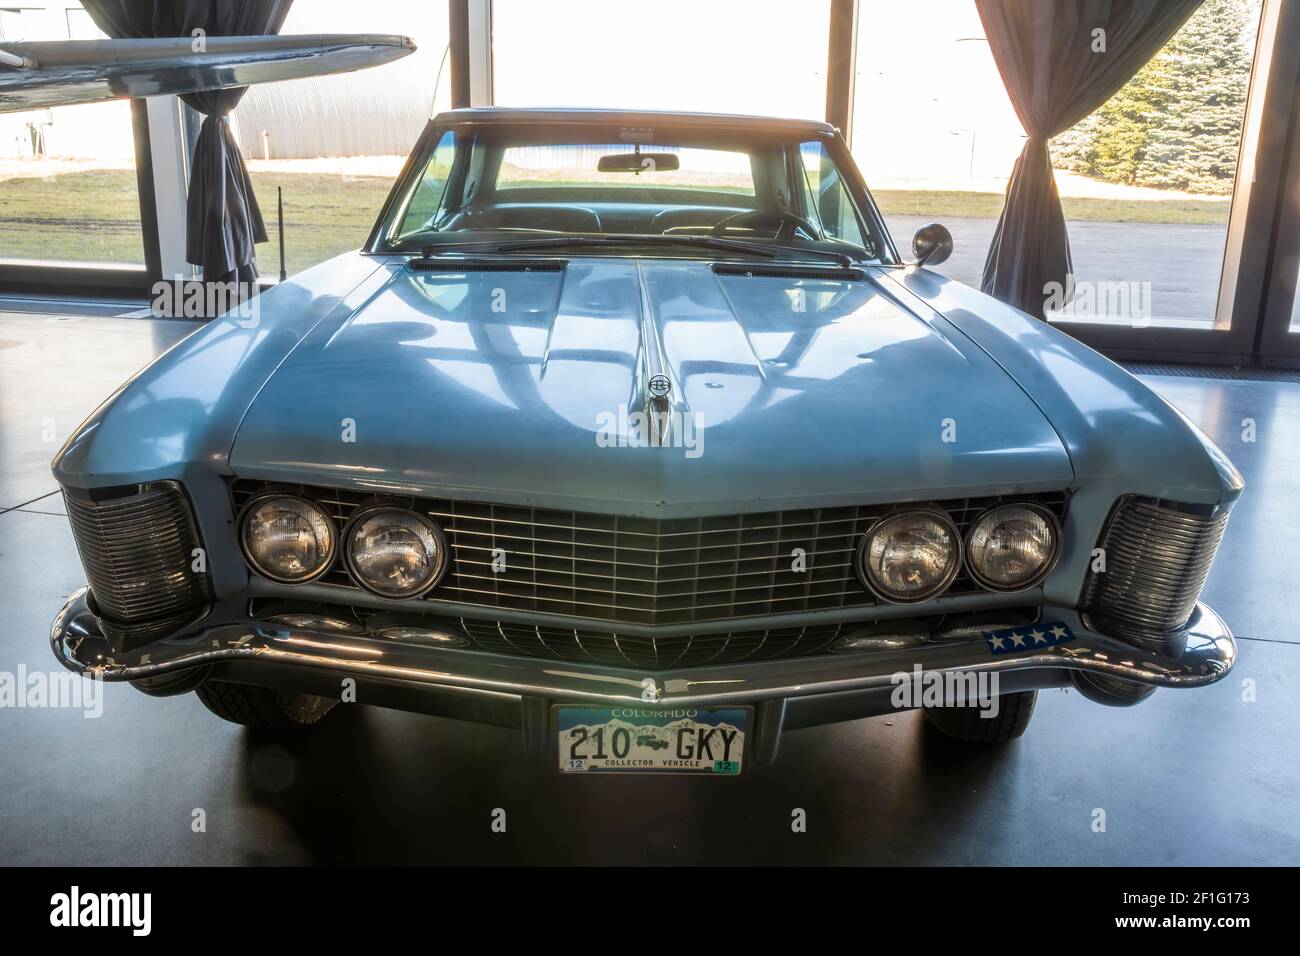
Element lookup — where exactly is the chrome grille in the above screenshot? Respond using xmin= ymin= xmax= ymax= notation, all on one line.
xmin=64 ymin=481 xmax=209 ymax=623
xmin=455 ymin=609 xmax=1037 ymax=667
xmin=459 ymin=619 xmax=848 ymax=668
xmin=231 ymin=480 xmax=1067 ymax=627
xmin=248 ymin=599 xmax=1038 ymax=668
xmin=1085 ymin=496 xmax=1229 ymax=640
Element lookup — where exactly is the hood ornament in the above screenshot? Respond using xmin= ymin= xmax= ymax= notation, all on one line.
xmin=636 ymin=262 xmax=675 ymax=445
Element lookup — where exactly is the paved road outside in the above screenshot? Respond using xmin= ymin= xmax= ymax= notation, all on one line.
xmin=889 ymin=215 xmax=1229 ymax=330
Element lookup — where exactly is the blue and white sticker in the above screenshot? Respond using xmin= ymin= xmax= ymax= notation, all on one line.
xmin=982 ymin=621 xmax=1075 ymax=656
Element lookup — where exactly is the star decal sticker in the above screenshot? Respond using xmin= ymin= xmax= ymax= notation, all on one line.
xmin=983 ymin=621 xmax=1075 ymax=656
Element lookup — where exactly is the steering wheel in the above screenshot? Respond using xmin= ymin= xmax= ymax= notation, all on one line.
xmin=709 ymin=209 xmax=819 ymax=241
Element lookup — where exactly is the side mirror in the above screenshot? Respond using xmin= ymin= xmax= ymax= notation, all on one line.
xmin=911 ymin=222 xmax=953 ymax=267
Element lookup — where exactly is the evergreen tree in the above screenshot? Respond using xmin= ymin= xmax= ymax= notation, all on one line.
xmin=1053 ymin=0 xmax=1258 ymax=195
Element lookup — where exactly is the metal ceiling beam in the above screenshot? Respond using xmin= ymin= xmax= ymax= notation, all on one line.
xmin=449 ymin=0 xmax=493 ymax=108
xmin=825 ymin=0 xmax=859 ymax=148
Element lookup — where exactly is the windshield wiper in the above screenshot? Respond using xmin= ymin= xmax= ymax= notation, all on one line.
xmin=489 ymin=234 xmax=776 ymax=259
xmin=417 ymin=233 xmax=869 ymax=268
xmin=760 ymin=242 xmax=868 ymax=268
xmin=652 ymin=235 xmax=873 ymax=268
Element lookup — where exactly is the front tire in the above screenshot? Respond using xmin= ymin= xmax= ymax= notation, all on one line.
xmin=195 ymin=680 xmax=336 ymax=730
xmin=922 ymin=690 xmax=1036 ymax=743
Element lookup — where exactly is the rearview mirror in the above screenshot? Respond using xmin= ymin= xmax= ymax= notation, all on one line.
xmin=911 ymin=222 xmax=953 ymax=267
xmin=596 ymin=152 xmax=680 ymax=173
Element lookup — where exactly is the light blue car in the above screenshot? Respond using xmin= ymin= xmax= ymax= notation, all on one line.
xmin=50 ymin=109 xmax=1242 ymax=767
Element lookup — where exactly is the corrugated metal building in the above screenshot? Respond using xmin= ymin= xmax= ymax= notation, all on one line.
xmin=230 ymin=43 xmax=448 ymax=159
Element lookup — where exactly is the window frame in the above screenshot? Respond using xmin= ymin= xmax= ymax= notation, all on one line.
xmin=0 ymin=98 xmax=162 ymax=298
xmin=366 ymin=118 xmax=900 ymax=263
xmin=394 ymin=129 xmax=460 ymax=241
xmin=1008 ymin=0 xmax=1290 ymax=365
xmin=794 ymin=139 xmax=869 ymax=248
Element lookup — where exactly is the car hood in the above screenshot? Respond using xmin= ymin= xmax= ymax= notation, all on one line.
xmin=229 ymin=258 xmax=1073 ymax=516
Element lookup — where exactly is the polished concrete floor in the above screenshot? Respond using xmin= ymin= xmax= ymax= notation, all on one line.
xmin=1 ymin=310 xmax=1297 ymax=865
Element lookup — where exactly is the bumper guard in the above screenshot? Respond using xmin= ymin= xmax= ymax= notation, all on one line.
xmin=51 ymin=586 xmax=1236 ymax=708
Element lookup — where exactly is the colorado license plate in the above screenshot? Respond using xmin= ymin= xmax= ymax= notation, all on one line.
xmin=556 ymin=706 xmax=749 ymax=775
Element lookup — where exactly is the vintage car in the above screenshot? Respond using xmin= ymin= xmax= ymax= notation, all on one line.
xmin=50 ymin=108 xmax=1241 ymax=774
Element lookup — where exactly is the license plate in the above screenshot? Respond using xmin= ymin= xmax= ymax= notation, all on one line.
xmin=555 ymin=706 xmax=749 ymax=775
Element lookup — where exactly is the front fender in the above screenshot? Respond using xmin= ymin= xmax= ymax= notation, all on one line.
xmin=51 ymin=252 xmax=387 ymax=489
xmin=878 ymin=266 xmax=1244 ymax=506
xmin=876 ymin=266 xmax=1244 ymax=611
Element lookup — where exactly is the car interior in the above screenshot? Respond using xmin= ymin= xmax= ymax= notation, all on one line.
xmin=386 ymin=125 xmax=876 ymax=255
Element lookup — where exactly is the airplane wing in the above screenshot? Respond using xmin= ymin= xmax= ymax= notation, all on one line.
xmin=0 ymin=34 xmax=415 ymax=112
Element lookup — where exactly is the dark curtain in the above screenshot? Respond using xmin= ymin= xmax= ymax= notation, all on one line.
xmin=976 ymin=0 xmax=1201 ymax=317
xmin=82 ymin=0 xmax=293 ymax=284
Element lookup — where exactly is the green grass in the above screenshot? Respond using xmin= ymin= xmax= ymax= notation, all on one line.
xmin=0 ymin=169 xmax=147 ymax=264
xmin=0 ymin=170 xmax=1230 ymax=274
xmin=0 ymin=168 xmax=395 ymax=273
xmin=872 ymin=188 xmax=1229 ymax=225
xmin=249 ymin=171 xmax=394 ymax=275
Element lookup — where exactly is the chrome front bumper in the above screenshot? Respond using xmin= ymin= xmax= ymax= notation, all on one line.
xmin=51 ymin=586 xmax=1236 ymax=708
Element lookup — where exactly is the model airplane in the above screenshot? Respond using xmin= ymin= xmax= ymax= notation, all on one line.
xmin=0 ymin=33 xmax=415 ymax=112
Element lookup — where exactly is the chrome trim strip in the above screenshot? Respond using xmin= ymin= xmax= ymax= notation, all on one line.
xmin=52 ymin=587 xmax=1236 ymax=707
xmin=246 ymin=574 xmax=1040 ymax=638
xmin=64 ymin=480 xmax=209 ymax=621
xmin=635 ymin=258 xmax=676 ymax=444
xmin=1085 ymin=496 xmax=1230 ymax=639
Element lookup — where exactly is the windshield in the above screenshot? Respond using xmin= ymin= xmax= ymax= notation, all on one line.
xmin=376 ymin=122 xmax=887 ymax=262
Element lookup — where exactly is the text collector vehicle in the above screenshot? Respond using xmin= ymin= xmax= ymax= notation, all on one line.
xmin=50 ymin=108 xmax=1242 ymax=774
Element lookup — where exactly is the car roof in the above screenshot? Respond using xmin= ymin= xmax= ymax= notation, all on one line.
xmin=430 ymin=106 xmax=838 ymax=135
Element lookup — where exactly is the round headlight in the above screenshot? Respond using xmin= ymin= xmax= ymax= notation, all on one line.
xmin=344 ymin=508 xmax=447 ymax=598
xmin=966 ymin=503 xmax=1060 ymax=591
xmin=241 ymin=496 xmax=335 ymax=583
xmin=859 ymin=510 xmax=961 ymax=603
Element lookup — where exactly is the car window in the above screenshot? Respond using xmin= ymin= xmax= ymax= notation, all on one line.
xmin=798 ymin=140 xmax=867 ymax=248
xmin=378 ymin=124 xmax=885 ymax=261
xmin=397 ymin=130 xmax=458 ymax=238
xmin=496 ymin=145 xmax=755 ymax=196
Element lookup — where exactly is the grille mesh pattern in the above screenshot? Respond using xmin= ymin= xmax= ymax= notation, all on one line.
xmin=453 ymin=608 xmax=1036 ymax=668
xmin=64 ymin=482 xmax=209 ymax=623
xmin=232 ymin=480 xmax=1067 ymax=627
xmin=458 ymin=619 xmax=848 ymax=668
xmin=1085 ymin=497 xmax=1228 ymax=640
